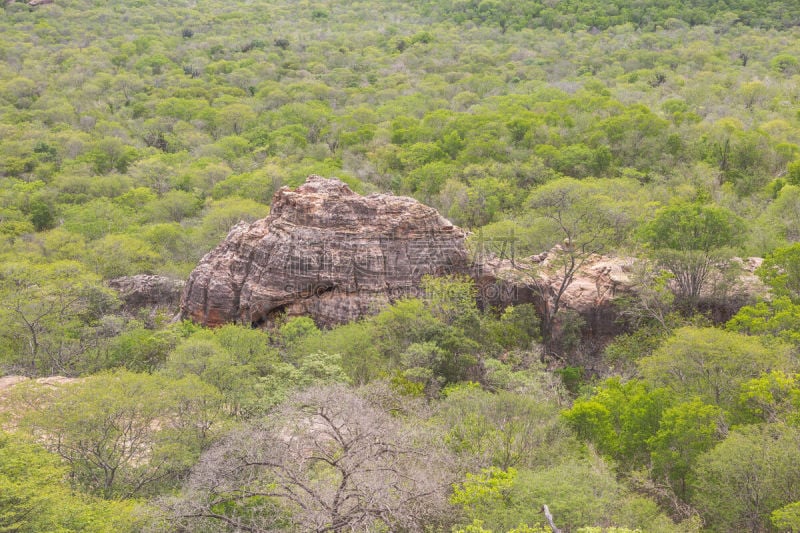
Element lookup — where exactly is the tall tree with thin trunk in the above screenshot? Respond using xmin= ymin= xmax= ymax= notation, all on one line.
xmin=522 ymin=178 xmax=631 ymax=354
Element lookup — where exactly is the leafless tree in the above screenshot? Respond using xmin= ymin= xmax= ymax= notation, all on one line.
xmin=164 ymin=384 xmax=458 ymax=532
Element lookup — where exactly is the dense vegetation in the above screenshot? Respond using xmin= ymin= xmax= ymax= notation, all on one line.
xmin=2 ymin=0 xmax=800 ymax=530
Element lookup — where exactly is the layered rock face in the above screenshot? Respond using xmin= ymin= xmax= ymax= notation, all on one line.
xmin=180 ymin=175 xmax=763 ymax=334
xmin=180 ymin=176 xmax=470 ymax=327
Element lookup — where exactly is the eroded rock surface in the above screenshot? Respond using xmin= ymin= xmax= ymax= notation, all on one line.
xmin=180 ymin=176 xmax=470 ymax=327
xmin=180 ymin=175 xmax=766 ymax=334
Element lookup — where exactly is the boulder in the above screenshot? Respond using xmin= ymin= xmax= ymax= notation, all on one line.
xmin=180 ymin=176 xmax=470 ymax=327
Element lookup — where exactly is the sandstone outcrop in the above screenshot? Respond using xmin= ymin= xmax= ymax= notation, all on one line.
xmin=180 ymin=175 xmax=765 ymax=336
xmin=180 ymin=176 xmax=470 ymax=327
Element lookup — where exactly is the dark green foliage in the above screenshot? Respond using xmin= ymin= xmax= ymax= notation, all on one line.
xmin=28 ymin=199 xmax=54 ymax=231
xmin=555 ymin=365 xmax=583 ymax=394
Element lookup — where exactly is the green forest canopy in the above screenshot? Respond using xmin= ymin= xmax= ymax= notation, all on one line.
xmin=3 ymin=0 xmax=800 ymax=530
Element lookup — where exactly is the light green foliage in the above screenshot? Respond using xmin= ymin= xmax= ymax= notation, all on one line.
xmin=88 ymin=234 xmax=161 ymax=278
xmin=564 ymin=378 xmax=725 ymax=502
xmin=482 ymin=357 xmax=552 ymax=394
xmin=439 ymin=385 xmax=568 ymax=469
xmin=0 ymin=259 xmax=118 ymax=375
xmin=294 ymin=320 xmax=382 ymax=384
xmin=765 ymin=185 xmax=800 ymax=242
xmin=421 ymin=274 xmax=478 ymax=327
xmin=638 ymin=326 xmax=794 ymax=408
xmin=577 ymin=529 xmax=641 ymax=533
xmin=771 ymin=53 xmax=799 ymax=74
xmin=772 ymin=501 xmax=800 ymax=532
xmin=453 ymin=520 xmax=547 ymax=533
xmin=0 ymin=432 xmax=141 ymax=532
xmin=451 ymin=456 xmax=677 ymax=533
xmin=641 ymin=202 xmax=745 ymax=309
xmin=61 ymin=200 xmax=135 ymax=241
xmin=98 ymin=325 xmax=178 ymax=372
xmin=647 ymin=399 xmax=723 ymax=498
xmin=373 ymin=298 xmax=439 ymax=357
xmin=512 ymin=462 xmax=620 ymax=531
xmin=727 ymin=297 xmax=800 ymax=345
xmin=165 ymin=324 xmax=285 ymax=416
xmin=143 ymin=190 xmax=202 ymax=224
xmin=19 ymin=370 xmax=223 ymax=498
xmin=278 ymin=316 xmax=320 ymax=347
xmin=196 ymin=198 xmax=268 ymax=249
xmin=451 ymin=467 xmax=518 ymax=514
xmin=757 ymin=243 xmax=800 ymax=301
xmin=737 ymin=370 xmax=800 ymax=425
xmin=563 ymin=378 xmax=669 ymax=467
xmin=451 ymin=468 xmax=544 ymax=532
xmin=692 ymin=424 xmax=800 ymax=532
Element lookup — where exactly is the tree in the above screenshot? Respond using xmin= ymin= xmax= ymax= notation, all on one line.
xmin=19 ymin=370 xmax=222 ymax=498
xmin=641 ymin=202 xmax=745 ymax=311
xmin=562 ymin=378 xmax=670 ymax=468
xmin=166 ymin=385 xmax=456 ymax=532
xmin=166 ymin=324 xmax=347 ymax=417
xmin=757 ymin=243 xmax=800 ymax=301
xmin=0 ymin=259 xmax=118 ymax=375
xmin=772 ymin=502 xmax=800 ymax=532
xmin=449 ymin=458 xmax=674 ymax=533
xmin=692 ymin=424 xmax=800 ymax=532
xmin=638 ymin=326 xmax=793 ymax=409
xmin=517 ymin=178 xmax=633 ymax=352
xmin=88 ymin=234 xmax=161 ymax=278
xmin=647 ymin=399 xmax=724 ymax=499
xmin=726 ymin=297 xmax=800 ymax=345
xmin=438 ymin=385 xmax=566 ymax=470
xmin=736 ymin=370 xmax=800 ymax=425
xmin=765 ymin=185 xmax=800 ymax=242
xmin=0 ymin=431 xmax=141 ymax=532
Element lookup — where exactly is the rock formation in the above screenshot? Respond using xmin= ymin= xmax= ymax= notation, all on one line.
xmin=475 ymin=250 xmax=636 ymax=341
xmin=180 ymin=175 xmax=766 ymax=337
xmin=180 ymin=176 xmax=470 ymax=327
